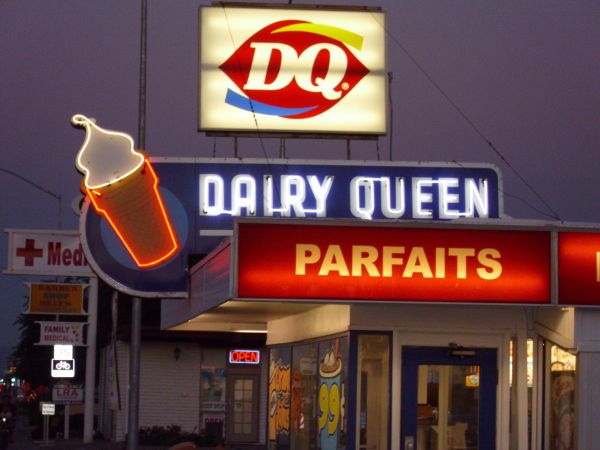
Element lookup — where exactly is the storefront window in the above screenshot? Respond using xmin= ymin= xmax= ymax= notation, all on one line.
xmin=318 ymin=337 xmax=348 ymax=450
xmin=357 ymin=334 xmax=389 ymax=450
xmin=549 ymin=345 xmax=576 ymax=450
xmin=269 ymin=347 xmax=292 ymax=450
xmin=269 ymin=336 xmax=349 ymax=450
xmin=291 ymin=343 xmax=318 ymax=450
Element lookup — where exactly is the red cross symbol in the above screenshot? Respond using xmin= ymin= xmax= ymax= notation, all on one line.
xmin=16 ymin=239 xmax=44 ymax=266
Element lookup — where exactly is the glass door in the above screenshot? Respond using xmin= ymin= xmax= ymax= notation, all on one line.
xmin=227 ymin=374 xmax=259 ymax=443
xmin=401 ymin=347 xmax=497 ymax=450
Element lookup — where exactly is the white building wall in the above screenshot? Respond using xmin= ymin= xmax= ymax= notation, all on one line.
xmin=138 ymin=342 xmax=201 ymax=433
xmin=98 ymin=340 xmax=201 ymax=442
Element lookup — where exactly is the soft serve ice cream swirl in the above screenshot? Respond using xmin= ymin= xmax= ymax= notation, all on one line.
xmin=72 ymin=114 xmax=144 ymax=189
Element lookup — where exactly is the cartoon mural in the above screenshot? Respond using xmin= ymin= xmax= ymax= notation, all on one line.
xmin=269 ymin=348 xmax=291 ymax=448
xmin=318 ymin=338 xmax=347 ymax=450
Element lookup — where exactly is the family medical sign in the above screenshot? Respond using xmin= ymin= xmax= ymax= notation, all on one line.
xmin=199 ymin=5 xmax=386 ymax=135
xmin=81 ymin=158 xmax=501 ymax=297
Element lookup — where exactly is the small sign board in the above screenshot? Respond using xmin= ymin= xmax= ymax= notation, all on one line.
xmin=53 ymin=345 xmax=73 ymax=359
xmin=52 ymin=385 xmax=83 ymax=404
xmin=229 ymin=349 xmax=260 ymax=365
xmin=40 ymin=402 xmax=55 ymax=416
xmin=5 ymin=229 xmax=92 ymax=276
xmin=27 ymin=283 xmax=86 ymax=315
xmin=36 ymin=323 xmax=85 ymax=346
xmin=51 ymin=359 xmax=75 ymax=378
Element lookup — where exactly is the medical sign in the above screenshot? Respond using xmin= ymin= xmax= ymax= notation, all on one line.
xmin=235 ymin=221 xmax=552 ymax=304
xmin=51 ymin=359 xmax=75 ymax=378
xmin=27 ymin=283 xmax=86 ymax=315
xmin=5 ymin=229 xmax=92 ymax=276
xmin=229 ymin=350 xmax=261 ymax=365
xmin=200 ymin=6 xmax=386 ymax=135
xmin=37 ymin=322 xmax=85 ymax=346
xmin=81 ymin=158 xmax=501 ymax=297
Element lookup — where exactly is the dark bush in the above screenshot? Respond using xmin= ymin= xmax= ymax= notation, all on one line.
xmin=138 ymin=424 xmax=217 ymax=446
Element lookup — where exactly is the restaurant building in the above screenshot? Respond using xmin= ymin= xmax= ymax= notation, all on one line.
xmin=162 ymin=217 xmax=600 ymax=450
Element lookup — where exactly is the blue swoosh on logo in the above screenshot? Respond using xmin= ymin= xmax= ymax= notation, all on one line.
xmin=225 ymin=89 xmax=317 ymax=117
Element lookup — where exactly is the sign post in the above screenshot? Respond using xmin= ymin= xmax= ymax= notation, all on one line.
xmin=40 ymin=402 xmax=55 ymax=445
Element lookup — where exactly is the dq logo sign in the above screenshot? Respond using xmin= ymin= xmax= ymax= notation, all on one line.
xmin=220 ymin=20 xmax=369 ymax=119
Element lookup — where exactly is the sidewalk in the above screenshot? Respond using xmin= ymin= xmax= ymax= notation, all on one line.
xmin=10 ymin=417 xmax=169 ymax=450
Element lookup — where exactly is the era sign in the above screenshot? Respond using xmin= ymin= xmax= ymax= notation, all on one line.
xmin=200 ymin=6 xmax=386 ymax=135
xmin=52 ymin=385 xmax=84 ymax=404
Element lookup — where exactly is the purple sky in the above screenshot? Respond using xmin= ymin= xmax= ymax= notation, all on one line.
xmin=1 ymin=1 xmax=600 ymax=351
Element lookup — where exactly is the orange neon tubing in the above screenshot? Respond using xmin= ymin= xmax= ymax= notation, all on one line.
xmin=87 ymin=159 xmax=179 ymax=268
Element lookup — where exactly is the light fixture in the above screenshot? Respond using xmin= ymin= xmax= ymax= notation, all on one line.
xmin=174 ymin=346 xmax=181 ymax=361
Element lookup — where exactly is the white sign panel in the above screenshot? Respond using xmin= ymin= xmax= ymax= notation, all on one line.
xmin=199 ymin=6 xmax=386 ymax=135
xmin=5 ymin=229 xmax=93 ymax=276
xmin=41 ymin=402 xmax=55 ymax=415
xmin=36 ymin=323 xmax=85 ymax=346
xmin=52 ymin=385 xmax=84 ymax=404
xmin=54 ymin=344 xmax=74 ymax=359
xmin=51 ymin=359 xmax=75 ymax=378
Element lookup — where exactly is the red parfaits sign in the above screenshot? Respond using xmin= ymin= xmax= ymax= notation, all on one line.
xmin=235 ymin=222 xmax=552 ymax=304
xmin=200 ymin=6 xmax=386 ymax=135
xmin=558 ymin=232 xmax=600 ymax=305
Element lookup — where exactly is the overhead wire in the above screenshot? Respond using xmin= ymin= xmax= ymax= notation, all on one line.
xmin=219 ymin=2 xmax=283 ymax=203
xmin=369 ymin=12 xmax=562 ymax=221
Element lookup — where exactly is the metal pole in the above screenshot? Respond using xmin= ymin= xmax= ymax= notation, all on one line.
xmin=127 ymin=1 xmax=147 ymax=447
xmin=83 ymin=276 xmax=98 ymax=443
xmin=43 ymin=415 xmax=49 ymax=445
xmin=64 ymin=404 xmax=70 ymax=439
xmin=127 ymin=298 xmax=142 ymax=449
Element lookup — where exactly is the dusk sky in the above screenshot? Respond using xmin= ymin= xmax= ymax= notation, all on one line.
xmin=1 ymin=1 xmax=599 ymax=353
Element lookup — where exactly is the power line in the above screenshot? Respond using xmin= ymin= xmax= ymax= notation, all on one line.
xmin=371 ymin=13 xmax=562 ymax=221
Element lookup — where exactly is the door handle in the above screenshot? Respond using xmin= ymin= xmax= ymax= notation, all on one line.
xmin=404 ymin=435 xmax=414 ymax=450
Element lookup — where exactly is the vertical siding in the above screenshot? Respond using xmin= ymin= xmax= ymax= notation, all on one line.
xmin=138 ymin=342 xmax=202 ymax=433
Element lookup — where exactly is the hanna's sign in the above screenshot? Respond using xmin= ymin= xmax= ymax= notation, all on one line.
xmin=199 ymin=6 xmax=386 ymax=135
xmin=27 ymin=283 xmax=86 ymax=315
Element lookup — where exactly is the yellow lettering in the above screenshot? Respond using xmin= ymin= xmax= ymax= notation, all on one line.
xmin=477 ymin=248 xmax=502 ymax=280
xmin=295 ymin=244 xmax=321 ymax=275
xmin=403 ymin=247 xmax=433 ymax=278
xmin=351 ymin=245 xmax=380 ymax=276
xmin=448 ymin=248 xmax=475 ymax=279
xmin=435 ymin=247 xmax=445 ymax=278
xmin=382 ymin=246 xmax=405 ymax=277
xmin=319 ymin=245 xmax=349 ymax=276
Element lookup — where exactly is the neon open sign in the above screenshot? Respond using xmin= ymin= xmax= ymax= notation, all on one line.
xmin=229 ymin=350 xmax=261 ymax=365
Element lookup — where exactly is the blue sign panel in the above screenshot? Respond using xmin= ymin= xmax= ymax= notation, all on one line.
xmin=81 ymin=158 xmax=502 ymax=297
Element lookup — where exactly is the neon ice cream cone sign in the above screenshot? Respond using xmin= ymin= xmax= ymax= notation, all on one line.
xmin=72 ymin=115 xmax=179 ymax=268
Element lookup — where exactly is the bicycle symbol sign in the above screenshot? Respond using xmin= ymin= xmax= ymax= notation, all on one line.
xmin=51 ymin=359 xmax=75 ymax=378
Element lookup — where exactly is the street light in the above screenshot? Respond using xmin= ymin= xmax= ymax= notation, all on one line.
xmin=0 ymin=167 xmax=63 ymax=228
